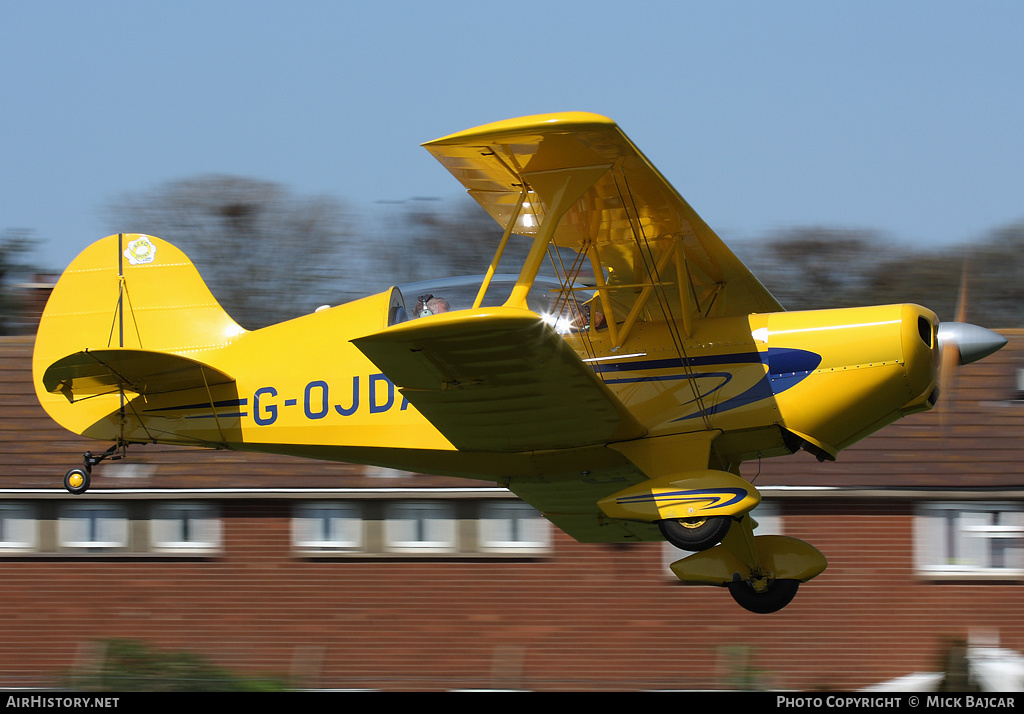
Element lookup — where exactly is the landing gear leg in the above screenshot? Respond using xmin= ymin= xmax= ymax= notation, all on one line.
xmin=668 ymin=514 xmax=827 ymax=614
xmin=62 ymin=444 xmax=125 ymax=495
xmin=720 ymin=514 xmax=801 ymax=614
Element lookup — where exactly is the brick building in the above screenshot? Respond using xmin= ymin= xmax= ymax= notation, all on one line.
xmin=1 ymin=331 xmax=1022 ymax=691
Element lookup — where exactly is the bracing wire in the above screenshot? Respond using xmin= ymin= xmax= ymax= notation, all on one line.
xmin=615 ymin=171 xmax=713 ymax=430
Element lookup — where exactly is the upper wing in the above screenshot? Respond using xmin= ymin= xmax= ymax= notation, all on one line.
xmin=424 ymin=112 xmax=782 ymax=318
xmin=353 ymin=308 xmax=647 ymax=452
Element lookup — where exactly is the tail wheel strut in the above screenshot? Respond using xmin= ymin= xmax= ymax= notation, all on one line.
xmin=62 ymin=443 xmax=126 ymax=495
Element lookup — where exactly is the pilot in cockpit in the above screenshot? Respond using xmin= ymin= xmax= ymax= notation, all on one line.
xmin=415 ymin=294 xmax=451 ymax=318
xmin=570 ymin=301 xmax=607 ymax=331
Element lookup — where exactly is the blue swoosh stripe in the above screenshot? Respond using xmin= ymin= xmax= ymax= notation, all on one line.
xmin=616 ymin=488 xmax=749 ymax=510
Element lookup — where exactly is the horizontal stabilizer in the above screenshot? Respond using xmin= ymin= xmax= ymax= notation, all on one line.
xmin=43 ymin=349 xmax=235 ymax=402
xmin=353 ymin=308 xmax=647 ymax=452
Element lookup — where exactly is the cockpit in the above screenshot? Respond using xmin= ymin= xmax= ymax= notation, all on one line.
xmin=387 ymin=274 xmax=601 ymax=334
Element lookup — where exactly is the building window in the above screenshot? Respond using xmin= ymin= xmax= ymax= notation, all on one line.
xmin=915 ymin=502 xmax=1024 ymax=579
xmin=151 ymin=503 xmax=222 ymax=553
xmin=0 ymin=503 xmax=37 ymax=552
xmin=478 ymin=501 xmax=550 ymax=554
xmin=293 ymin=502 xmax=363 ymax=552
xmin=59 ymin=503 xmax=129 ymax=551
xmin=384 ymin=501 xmax=456 ymax=553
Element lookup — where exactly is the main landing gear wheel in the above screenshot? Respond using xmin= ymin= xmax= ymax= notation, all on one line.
xmin=64 ymin=467 xmax=91 ymax=495
xmin=728 ymin=579 xmax=800 ymax=614
xmin=658 ymin=515 xmax=732 ymax=551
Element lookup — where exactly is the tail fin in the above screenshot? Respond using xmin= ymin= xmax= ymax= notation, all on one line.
xmin=33 ymin=234 xmax=243 ymax=443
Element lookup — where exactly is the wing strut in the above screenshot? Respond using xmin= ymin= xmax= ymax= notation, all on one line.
xmin=505 ymin=165 xmax=611 ymax=310
xmin=473 ymin=185 xmax=528 ymax=309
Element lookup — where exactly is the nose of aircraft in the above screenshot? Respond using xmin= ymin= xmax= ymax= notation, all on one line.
xmin=937 ymin=322 xmax=1008 ymax=365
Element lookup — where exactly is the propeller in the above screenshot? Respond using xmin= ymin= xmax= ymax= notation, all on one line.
xmin=936 ymin=262 xmax=1006 ymax=368
xmin=934 ymin=261 xmax=1007 ymax=419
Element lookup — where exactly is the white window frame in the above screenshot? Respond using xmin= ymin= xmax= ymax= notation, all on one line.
xmin=0 ymin=503 xmax=38 ymax=552
xmin=292 ymin=502 xmax=364 ymax=552
xmin=384 ymin=501 xmax=457 ymax=553
xmin=150 ymin=502 xmax=222 ymax=554
xmin=478 ymin=501 xmax=550 ymax=554
xmin=59 ymin=502 xmax=129 ymax=550
xmin=915 ymin=502 xmax=1024 ymax=579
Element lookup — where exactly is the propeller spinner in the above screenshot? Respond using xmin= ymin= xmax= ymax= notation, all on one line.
xmin=937 ymin=322 xmax=1007 ymax=366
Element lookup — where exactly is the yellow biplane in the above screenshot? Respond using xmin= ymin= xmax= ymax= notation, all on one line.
xmin=33 ymin=113 xmax=1006 ymax=613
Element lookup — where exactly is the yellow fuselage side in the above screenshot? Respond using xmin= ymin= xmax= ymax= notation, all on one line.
xmin=562 ymin=302 xmax=937 ymax=462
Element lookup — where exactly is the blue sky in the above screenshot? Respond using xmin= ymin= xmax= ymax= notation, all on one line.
xmin=3 ymin=1 xmax=1022 ymax=271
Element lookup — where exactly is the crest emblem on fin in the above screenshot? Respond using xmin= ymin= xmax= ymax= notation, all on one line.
xmin=123 ymin=236 xmax=157 ymax=266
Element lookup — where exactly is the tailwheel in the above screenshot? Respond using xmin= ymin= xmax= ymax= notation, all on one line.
xmin=62 ymin=443 xmax=125 ymax=495
xmin=658 ymin=515 xmax=731 ymax=551
xmin=64 ymin=467 xmax=91 ymax=495
xmin=728 ymin=577 xmax=800 ymax=614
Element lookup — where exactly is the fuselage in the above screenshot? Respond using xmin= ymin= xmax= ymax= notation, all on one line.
xmin=64 ymin=287 xmax=938 ymax=475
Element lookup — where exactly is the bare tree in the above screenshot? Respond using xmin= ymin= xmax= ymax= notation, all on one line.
xmin=962 ymin=221 xmax=1024 ymax=327
xmin=734 ymin=226 xmax=1012 ymax=325
xmin=370 ymin=197 xmax=522 ymax=284
xmin=105 ymin=176 xmax=356 ymax=329
xmin=736 ymin=227 xmax=910 ymax=311
xmin=0 ymin=229 xmax=36 ymax=335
